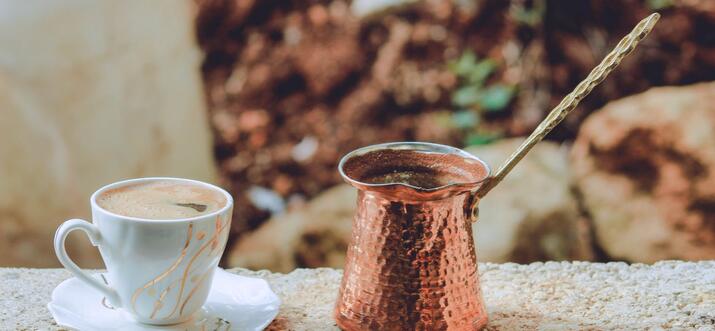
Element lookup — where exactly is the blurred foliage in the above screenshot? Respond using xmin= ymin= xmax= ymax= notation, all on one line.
xmin=509 ymin=0 xmax=546 ymax=27
xmin=646 ymin=0 xmax=673 ymax=10
xmin=464 ymin=131 xmax=502 ymax=146
xmin=448 ymin=51 xmax=513 ymax=146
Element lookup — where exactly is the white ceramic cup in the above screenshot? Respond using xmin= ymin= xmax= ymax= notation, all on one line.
xmin=54 ymin=177 xmax=233 ymax=325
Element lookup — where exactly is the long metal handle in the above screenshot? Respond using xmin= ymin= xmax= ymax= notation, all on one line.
xmin=474 ymin=13 xmax=660 ymax=200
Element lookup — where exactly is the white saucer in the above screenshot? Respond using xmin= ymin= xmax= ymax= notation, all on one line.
xmin=48 ymin=268 xmax=281 ymax=331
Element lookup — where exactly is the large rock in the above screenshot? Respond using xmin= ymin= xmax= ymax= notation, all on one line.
xmin=466 ymin=138 xmax=593 ymax=262
xmin=571 ymin=83 xmax=715 ymax=263
xmin=0 ymin=1 xmax=217 ymax=267
xmin=228 ymin=185 xmax=356 ymax=273
xmin=229 ymin=138 xmax=591 ymax=271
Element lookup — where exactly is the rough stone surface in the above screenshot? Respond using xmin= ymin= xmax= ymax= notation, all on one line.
xmin=0 ymin=1 xmax=217 ymax=267
xmin=571 ymin=83 xmax=715 ymax=263
xmin=466 ymin=138 xmax=594 ymax=263
xmin=1 ymin=262 xmax=714 ymax=330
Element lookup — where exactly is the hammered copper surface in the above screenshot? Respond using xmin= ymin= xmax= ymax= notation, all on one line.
xmin=336 ymin=142 xmax=489 ymax=331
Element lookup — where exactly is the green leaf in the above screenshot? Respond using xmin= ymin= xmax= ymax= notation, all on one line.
xmin=467 ymin=59 xmax=496 ymax=86
xmin=464 ymin=132 xmax=501 ymax=146
xmin=448 ymin=51 xmax=478 ymax=77
xmin=479 ymin=84 xmax=515 ymax=111
xmin=451 ymin=110 xmax=479 ymax=129
xmin=452 ymin=85 xmax=482 ymax=107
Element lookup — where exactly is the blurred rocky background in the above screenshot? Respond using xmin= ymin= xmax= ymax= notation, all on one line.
xmin=197 ymin=0 xmax=715 ymax=269
xmin=1 ymin=0 xmax=714 ymax=268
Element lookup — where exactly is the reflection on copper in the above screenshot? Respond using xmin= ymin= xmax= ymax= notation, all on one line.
xmin=336 ymin=142 xmax=490 ymax=330
xmin=131 ymin=223 xmax=193 ymax=317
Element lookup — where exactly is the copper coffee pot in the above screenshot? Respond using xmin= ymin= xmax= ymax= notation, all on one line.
xmin=334 ymin=13 xmax=659 ymax=331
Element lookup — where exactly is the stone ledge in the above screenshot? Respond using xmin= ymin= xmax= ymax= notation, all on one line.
xmin=1 ymin=261 xmax=714 ymax=330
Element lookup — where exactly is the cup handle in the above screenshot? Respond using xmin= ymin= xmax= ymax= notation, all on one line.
xmin=54 ymin=219 xmax=122 ymax=307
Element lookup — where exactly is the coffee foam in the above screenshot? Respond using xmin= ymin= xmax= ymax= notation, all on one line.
xmin=96 ymin=180 xmax=226 ymax=220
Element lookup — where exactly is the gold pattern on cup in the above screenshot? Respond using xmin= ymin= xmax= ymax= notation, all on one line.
xmin=163 ymin=216 xmax=229 ymax=319
xmin=128 ymin=215 xmax=229 ymax=321
xmin=100 ymin=274 xmax=116 ymax=310
xmin=179 ymin=268 xmax=213 ymax=316
xmin=150 ymin=283 xmax=174 ymax=319
xmin=130 ymin=223 xmax=193 ymax=317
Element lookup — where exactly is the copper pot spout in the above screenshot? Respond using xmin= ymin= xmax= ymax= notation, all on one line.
xmin=335 ymin=142 xmax=490 ymax=330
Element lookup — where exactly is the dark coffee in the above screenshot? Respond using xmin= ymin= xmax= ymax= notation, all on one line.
xmin=362 ymin=169 xmax=459 ymax=189
xmin=342 ymin=149 xmax=486 ymax=189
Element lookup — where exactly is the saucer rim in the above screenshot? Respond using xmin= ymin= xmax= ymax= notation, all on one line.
xmin=48 ymin=268 xmax=281 ymax=331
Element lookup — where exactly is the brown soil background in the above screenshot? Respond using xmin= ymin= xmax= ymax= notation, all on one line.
xmin=195 ymin=0 xmax=715 ymax=256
